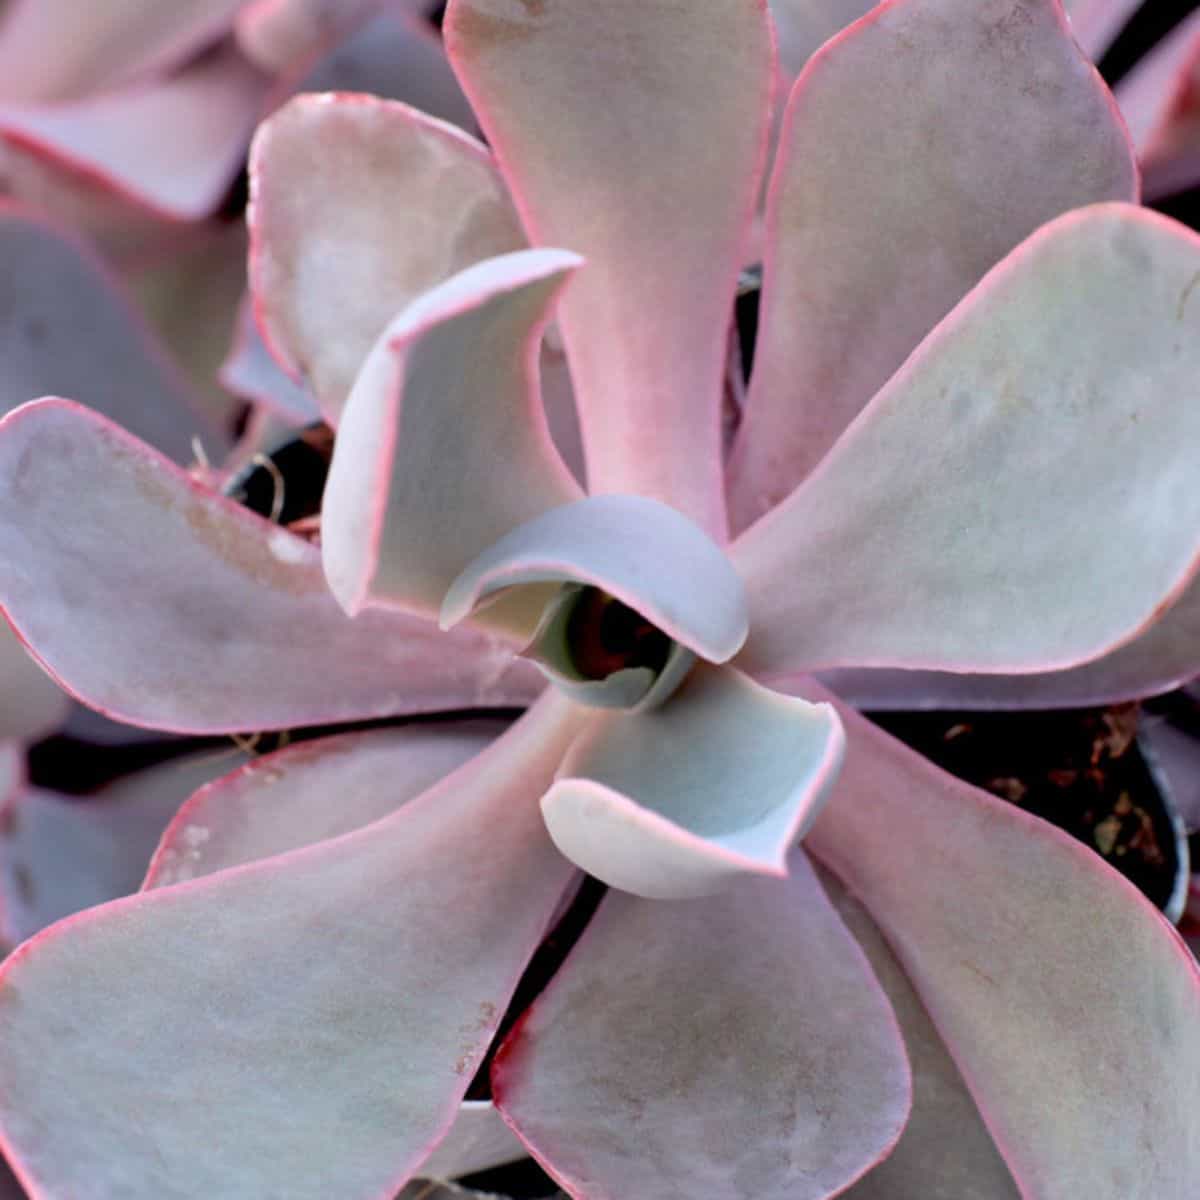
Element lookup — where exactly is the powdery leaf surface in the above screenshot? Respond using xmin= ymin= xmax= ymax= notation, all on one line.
xmin=447 ymin=0 xmax=772 ymax=534
xmin=0 ymin=401 xmax=542 ymax=733
xmin=729 ymin=0 xmax=1136 ymax=527
xmin=735 ymin=207 xmax=1200 ymax=679
xmin=495 ymin=850 xmax=910 ymax=1200
xmin=804 ymin=687 xmax=1200 ymax=1199
xmin=0 ymin=695 xmax=583 ymax=1200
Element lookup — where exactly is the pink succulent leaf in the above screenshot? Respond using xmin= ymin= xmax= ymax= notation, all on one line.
xmin=323 ymin=249 xmax=584 ymax=629
xmin=542 ymin=664 xmax=843 ymax=899
xmin=445 ymin=0 xmax=772 ymax=537
xmin=819 ymin=573 xmax=1200 ymax=710
xmin=763 ymin=0 xmax=876 ymax=187
xmin=1114 ymin=8 xmax=1200 ymax=200
xmin=821 ymin=867 xmax=1021 ymax=1200
xmin=235 ymin=0 xmax=392 ymax=73
xmin=441 ymin=495 xmax=749 ymax=663
xmin=0 ymin=0 xmax=247 ymax=103
xmin=539 ymin=341 xmax=586 ymax=488
xmin=126 ymin=220 xmax=251 ymax=440
xmin=0 ymin=44 xmax=270 ymax=222
xmin=493 ymin=848 xmax=910 ymax=1200
xmin=0 ymin=207 xmax=224 ymax=461
xmin=734 ymin=205 xmax=1200 ymax=679
xmin=286 ymin=7 xmax=476 ymax=131
xmin=0 ymin=753 xmax=250 ymax=948
xmin=0 ymin=693 xmax=583 ymax=1200
xmin=220 ymin=291 xmax=322 ymax=424
xmin=800 ymin=683 xmax=1200 ymax=1198
xmin=0 ymin=624 xmax=66 ymax=744
xmin=728 ymin=0 xmax=1137 ymax=530
xmin=0 ymin=138 xmax=182 ymax=267
xmin=143 ymin=722 xmax=506 ymax=889
xmin=248 ymin=93 xmax=526 ymax=424
xmin=142 ymin=723 xmax=530 ymax=1185
xmin=768 ymin=0 xmax=878 ymax=80
xmin=228 ymin=16 xmax=483 ymax=426
xmin=1062 ymin=0 xmax=1143 ymax=59
xmin=0 ymin=400 xmax=542 ymax=734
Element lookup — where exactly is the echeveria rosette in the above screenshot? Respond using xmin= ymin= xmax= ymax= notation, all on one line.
xmin=312 ymin=236 xmax=848 ymax=903
xmin=0 ymin=3 xmax=1198 ymax=1200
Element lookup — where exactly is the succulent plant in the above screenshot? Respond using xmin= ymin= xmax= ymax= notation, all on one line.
xmin=0 ymin=1 xmax=1197 ymax=1198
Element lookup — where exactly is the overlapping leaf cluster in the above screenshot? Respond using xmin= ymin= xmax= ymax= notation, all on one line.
xmin=0 ymin=2 xmax=1196 ymax=1199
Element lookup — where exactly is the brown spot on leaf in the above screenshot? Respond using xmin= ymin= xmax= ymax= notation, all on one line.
xmin=124 ymin=437 xmax=321 ymax=596
xmin=960 ymin=960 xmax=998 ymax=988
